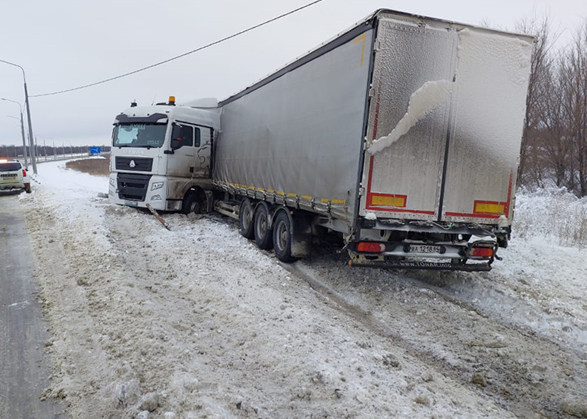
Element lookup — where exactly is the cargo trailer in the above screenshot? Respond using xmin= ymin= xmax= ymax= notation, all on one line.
xmin=213 ymin=9 xmax=534 ymax=270
xmin=109 ymin=9 xmax=534 ymax=271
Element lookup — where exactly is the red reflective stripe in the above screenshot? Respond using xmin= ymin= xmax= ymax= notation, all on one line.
xmin=367 ymin=206 xmax=435 ymax=215
xmin=505 ymin=171 xmax=513 ymax=218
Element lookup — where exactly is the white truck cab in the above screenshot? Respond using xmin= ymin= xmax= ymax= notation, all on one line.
xmin=109 ymin=97 xmax=220 ymax=213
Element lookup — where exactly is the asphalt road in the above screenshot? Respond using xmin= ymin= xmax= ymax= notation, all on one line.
xmin=0 ymin=191 xmax=64 ymax=418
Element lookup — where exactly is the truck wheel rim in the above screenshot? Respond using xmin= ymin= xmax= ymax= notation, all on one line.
xmin=243 ymin=205 xmax=253 ymax=228
xmin=276 ymin=221 xmax=287 ymax=250
xmin=256 ymin=213 xmax=267 ymax=237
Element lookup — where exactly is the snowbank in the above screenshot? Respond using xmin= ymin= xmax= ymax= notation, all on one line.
xmin=15 ymin=159 xmax=587 ymax=418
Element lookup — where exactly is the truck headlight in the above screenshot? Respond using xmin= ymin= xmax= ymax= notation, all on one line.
xmin=151 ymin=195 xmax=162 ymax=201
xmin=109 ymin=177 xmax=116 ymax=187
xmin=151 ymin=182 xmax=164 ymax=191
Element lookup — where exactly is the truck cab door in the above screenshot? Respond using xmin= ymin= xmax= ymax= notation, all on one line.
xmin=193 ymin=127 xmax=212 ymax=178
xmin=168 ymin=123 xmax=196 ymax=179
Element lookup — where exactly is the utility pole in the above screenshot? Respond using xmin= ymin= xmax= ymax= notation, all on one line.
xmin=1 ymin=98 xmax=28 ymax=169
xmin=0 ymin=59 xmax=37 ymax=174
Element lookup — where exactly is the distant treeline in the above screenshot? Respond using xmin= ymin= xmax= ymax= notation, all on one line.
xmin=0 ymin=144 xmax=111 ymax=159
xmin=517 ymin=18 xmax=587 ymax=197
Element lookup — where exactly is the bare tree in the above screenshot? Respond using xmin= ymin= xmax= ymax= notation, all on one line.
xmin=516 ymin=16 xmax=555 ymax=188
xmin=538 ymin=54 xmax=572 ymax=188
xmin=559 ymin=22 xmax=587 ymax=196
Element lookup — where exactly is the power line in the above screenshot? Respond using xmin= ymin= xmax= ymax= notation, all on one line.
xmin=31 ymin=0 xmax=325 ymax=98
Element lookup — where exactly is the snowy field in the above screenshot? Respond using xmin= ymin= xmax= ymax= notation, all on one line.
xmin=17 ymin=158 xmax=587 ymax=418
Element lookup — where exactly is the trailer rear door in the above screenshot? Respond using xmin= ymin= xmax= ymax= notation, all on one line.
xmin=440 ymin=29 xmax=531 ymax=224
xmin=360 ymin=16 xmax=457 ymax=221
xmin=360 ymin=13 xmax=532 ymax=225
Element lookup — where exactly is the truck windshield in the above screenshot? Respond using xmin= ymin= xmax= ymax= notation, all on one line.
xmin=113 ymin=123 xmax=167 ymax=148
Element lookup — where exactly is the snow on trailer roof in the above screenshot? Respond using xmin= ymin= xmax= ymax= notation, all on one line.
xmin=219 ymin=8 xmax=535 ymax=107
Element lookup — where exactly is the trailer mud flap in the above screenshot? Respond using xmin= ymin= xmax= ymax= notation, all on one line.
xmin=290 ymin=212 xmax=312 ymax=258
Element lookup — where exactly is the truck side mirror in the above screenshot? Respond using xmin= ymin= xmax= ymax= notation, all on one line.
xmin=171 ymin=137 xmax=183 ymax=150
xmin=170 ymin=123 xmax=184 ymax=150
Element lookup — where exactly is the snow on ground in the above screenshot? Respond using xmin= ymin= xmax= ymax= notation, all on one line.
xmin=17 ymin=158 xmax=587 ymax=418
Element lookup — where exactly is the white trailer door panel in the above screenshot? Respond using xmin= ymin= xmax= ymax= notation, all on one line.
xmin=361 ymin=17 xmax=457 ymax=220
xmin=361 ymin=15 xmax=532 ymax=225
xmin=441 ymin=30 xmax=532 ymax=223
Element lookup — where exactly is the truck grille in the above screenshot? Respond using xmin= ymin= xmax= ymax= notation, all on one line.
xmin=117 ymin=173 xmax=151 ymax=201
xmin=115 ymin=157 xmax=153 ymax=172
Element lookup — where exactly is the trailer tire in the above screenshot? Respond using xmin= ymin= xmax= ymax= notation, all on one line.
xmin=273 ymin=211 xmax=297 ymax=263
xmin=254 ymin=203 xmax=273 ymax=250
xmin=239 ymin=198 xmax=255 ymax=239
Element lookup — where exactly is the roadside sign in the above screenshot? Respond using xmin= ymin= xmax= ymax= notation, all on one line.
xmin=89 ymin=147 xmax=101 ymax=155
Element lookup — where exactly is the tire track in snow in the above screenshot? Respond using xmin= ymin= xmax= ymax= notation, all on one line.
xmin=283 ymin=259 xmax=587 ymax=419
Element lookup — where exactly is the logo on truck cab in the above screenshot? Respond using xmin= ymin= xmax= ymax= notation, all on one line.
xmin=129 ymin=160 xmax=136 ymax=168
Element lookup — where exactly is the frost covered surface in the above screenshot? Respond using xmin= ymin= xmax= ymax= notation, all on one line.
xmin=452 ymin=28 xmax=533 ymax=163
xmin=513 ymin=186 xmax=587 ymax=247
xmin=18 ymin=159 xmax=587 ymax=418
xmin=368 ymin=80 xmax=452 ymax=155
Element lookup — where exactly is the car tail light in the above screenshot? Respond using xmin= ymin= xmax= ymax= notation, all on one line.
xmin=22 ymin=169 xmax=27 ymax=176
xmin=471 ymin=247 xmax=493 ymax=258
xmin=356 ymin=242 xmax=385 ymax=253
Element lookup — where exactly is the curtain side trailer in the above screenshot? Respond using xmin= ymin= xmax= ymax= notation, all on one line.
xmin=213 ymin=9 xmax=534 ymax=270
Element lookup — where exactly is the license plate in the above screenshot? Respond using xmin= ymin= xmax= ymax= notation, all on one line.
xmin=409 ymin=244 xmax=441 ymax=253
xmin=125 ymin=201 xmax=138 ymax=207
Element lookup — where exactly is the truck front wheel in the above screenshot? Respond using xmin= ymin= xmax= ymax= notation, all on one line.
xmin=273 ymin=211 xmax=297 ymax=263
xmin=182 ymin=193 xmax=200 ymax=214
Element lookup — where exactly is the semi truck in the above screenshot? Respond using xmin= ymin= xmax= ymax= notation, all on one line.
xmin=109 ymin=9 xmax=534 ymax=271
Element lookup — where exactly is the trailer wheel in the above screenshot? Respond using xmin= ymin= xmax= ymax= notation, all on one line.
xmin=239 ymin=198 xmax=255 ymax=239
xmin=273 ymin=211 xmax=297 ymax=263
xmin=254 ymin=203 xmax=273 ymax=250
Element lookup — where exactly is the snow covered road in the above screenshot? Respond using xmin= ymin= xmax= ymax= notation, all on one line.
xmin=17 ymin=159 xmax=587 ymax=418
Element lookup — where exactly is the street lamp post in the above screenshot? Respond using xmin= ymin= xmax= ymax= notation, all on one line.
xmin=0 ymin=59 xmax=37 ymax=174
xmin=2 ymin=98 xmax=28 ymax=169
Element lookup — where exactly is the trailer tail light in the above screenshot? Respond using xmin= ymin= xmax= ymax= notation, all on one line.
xmin=470 ymin=247 xmax=494 ymax=258
xmin=356 ymin=242 xmax=385 ymax=253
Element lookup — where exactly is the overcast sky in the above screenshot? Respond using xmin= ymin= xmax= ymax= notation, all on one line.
xmin=1 ymin=0 xmax=586 ymax=149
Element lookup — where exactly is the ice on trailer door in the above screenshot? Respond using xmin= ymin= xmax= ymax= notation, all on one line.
xmin=440 ymin=29 xmax=532 ymax=224
xmin=361 ymin=16 xmax=457 ymax=220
